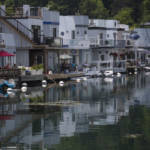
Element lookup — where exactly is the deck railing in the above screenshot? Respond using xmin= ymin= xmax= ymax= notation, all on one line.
xmin=0 ymin=7 xmax=34 ymax=42
xmin=0 ymin=69 xmax=21 ymax=78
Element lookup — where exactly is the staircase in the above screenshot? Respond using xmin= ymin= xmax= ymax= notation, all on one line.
xmin=0 ymin=7 xmax=35 ymax=44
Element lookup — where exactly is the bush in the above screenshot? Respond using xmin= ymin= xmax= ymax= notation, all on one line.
xmin=31 ymin=64 xmax=43 ymax=71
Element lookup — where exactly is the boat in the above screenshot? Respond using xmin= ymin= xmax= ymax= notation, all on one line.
xmin=103 ymin=70 xmax=113 ymax=77
xmin=0 ymin=80 xmax=15 ymax=94
xmin=85 ymin=70 xmax=102 ymax=77
xmin=144 ymin=66 xmax=150 ymax=72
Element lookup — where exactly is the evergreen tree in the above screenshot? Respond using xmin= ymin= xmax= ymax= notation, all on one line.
xmin=79 ymin=0 xmax=109 ymax=19
xmin=114 ymin=8 xmax=134 ymax=26
xmin=142 ymin=0 xmax=150 ymax=22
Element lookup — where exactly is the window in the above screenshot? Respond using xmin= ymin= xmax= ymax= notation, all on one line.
xmin=113 ymin=33 xmax=116 ymax=40
xmin=100 ymin=33 xmax=103 ymax=39
xmin=61 ymin=32 xmax=64 ymax=36
xmin=84 ymin=30 xmax=87 ymax=34
xmin=53 ymin=28 xmax=57 ymax=38
xmin=32 ymin=25 xmax=41 ymax=43
xmin=36 ymin=55 xmax=43 ymax=64
xmin=101 ymin=55 xmax=105 ymax=61
xmin=30 ymin=8 xmax=38 ymax=16
xmin=107 ymin=34 xmax=109 ymax=38
xmin=72 ymin=30 xmax=75 ymax=39
xmin=0 ymin=27 xmax=2 ymax=33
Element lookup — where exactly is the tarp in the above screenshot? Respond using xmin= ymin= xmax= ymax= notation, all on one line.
xmin=0 ymin=50 xmax=15 ymax=57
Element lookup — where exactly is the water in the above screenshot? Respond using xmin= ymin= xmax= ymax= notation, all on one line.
xmin=1 ymin=73 xmax=150 ymax=149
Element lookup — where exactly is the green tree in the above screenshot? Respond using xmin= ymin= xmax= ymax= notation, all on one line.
xmin=114 ymin=7 xmax=134 ymax=26
xmin=142 ymin=0 xmax=150 ymax=22
xmin=79 ymin=0 xmax=109 ymax=19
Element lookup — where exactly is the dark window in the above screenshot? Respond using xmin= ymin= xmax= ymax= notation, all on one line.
xmin=72 ymin=30 xmax=75 ymax=39
xmin=37 ymin=55 xmax=43 ymax=64
xmin=61 ymin=32 xmax=64 ymax=36
xmin=101 ymin=55 xmax=105 ymax=61
xmin=100 ymin=33 xmax=103 ymax=39
xmin=53 ymin=28 xmax=57 ymax=38
xmin=32 ymin=25 xmax=41 ymax=43
xmin=113 ymin=33 xmax=117 ymax=41
xmin=30 ymin=8 xmax=38 ymax=16
xmin=0 ymin=27 xmax=2 ymax=32
xmin=84 ymin=30 xmax=87 ymax=34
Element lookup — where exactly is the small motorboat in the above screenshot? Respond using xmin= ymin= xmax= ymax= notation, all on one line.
xmin=85 ymin=70 xmax=102 ymax=77
xmin=103 ymin=70 xmax=113 ymax=77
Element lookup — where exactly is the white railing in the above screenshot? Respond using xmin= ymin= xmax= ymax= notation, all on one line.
xmin=92 ymin=60 xmax=126 ymax=72
xmin=63 ymin=38 xmax=90 ymax=49
xmin=89 ymin=36 xmax=129 ymax=48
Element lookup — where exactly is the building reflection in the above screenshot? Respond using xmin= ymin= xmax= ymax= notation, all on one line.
xmin=0 ymin=74 xmax=149 ymax=149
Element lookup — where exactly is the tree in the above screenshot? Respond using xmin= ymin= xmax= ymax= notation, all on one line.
xmin=79 ymin=0 xmax=109 ymax=19
xmin=142 ymin=0 xmax=150 ymax=23
xmin=114 ymin=8 xmax=134 ymax=26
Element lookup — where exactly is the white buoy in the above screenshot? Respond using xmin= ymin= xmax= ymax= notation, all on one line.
xmin=76 ymin=78 xmax=81 ymax=82
xmin=21 ymin=82 xmax=28 ymax=92
xmin=7 ymin=88 xmax=13 ymax=95
xmin=21 ymin=86 xmax=27 ymax=93
xmin=42 ymin=80 xmax=47 ymax=88
xmin=83 ymin=77 xmax=87 ymax=81
xmin=59 ymin=81 xmax=64 ymax=86
xmin=117 ymin=72 xmax=121 ymax=77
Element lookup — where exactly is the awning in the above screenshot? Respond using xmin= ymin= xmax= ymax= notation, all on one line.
xmin=60 ymin=54 xmax=72 ymax=59
xmin=0 ymin=50 xmax=15 ymax=57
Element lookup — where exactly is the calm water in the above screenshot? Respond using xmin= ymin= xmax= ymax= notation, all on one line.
xmin=1 ymin=73 xmax=150 ymax=150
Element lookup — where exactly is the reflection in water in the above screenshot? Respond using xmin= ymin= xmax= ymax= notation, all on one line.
xmin=1 ymin=73 xmax=150 ymax=149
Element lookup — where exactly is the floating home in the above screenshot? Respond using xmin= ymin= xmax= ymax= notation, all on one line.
xmin=88 ymin=19 xmax=134 ymax=73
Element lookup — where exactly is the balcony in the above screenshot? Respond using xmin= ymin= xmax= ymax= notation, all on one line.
xmin=89 ymin=38 xmax=129 ymax=48
xmin=62 ymin=38 xmax=90 ymax=49
xmin=43 ymin=37 xmax=62 ymax=47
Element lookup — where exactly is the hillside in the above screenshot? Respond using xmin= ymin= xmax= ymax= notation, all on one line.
xmin=1 ymin=0 xmax=150 ymax=26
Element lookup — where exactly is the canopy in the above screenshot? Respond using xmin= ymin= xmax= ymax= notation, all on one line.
xmin=0 ymin=50 xmax=15 ymax=57
xmin=60 ymin=54 xmax=72 ymax=59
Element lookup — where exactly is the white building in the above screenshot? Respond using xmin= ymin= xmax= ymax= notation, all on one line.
xmin=134 ymin=23 xmax=150 ymax=65
xmin=88 ymin=19 xmax=133 ymax=73
xmin=59 ymin=15 xmax=90 ymax=66
xmin=0 ymin=5 xmax=61 ymax=71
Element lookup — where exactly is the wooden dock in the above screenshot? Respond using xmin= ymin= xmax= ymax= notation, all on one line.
xmin=45 ymin=73 xmax=84 ymax=82
xmin=0 ymin=69 xmax=21 ymax=79
xmin=15 ymin=72 xmax=84 ymax=86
